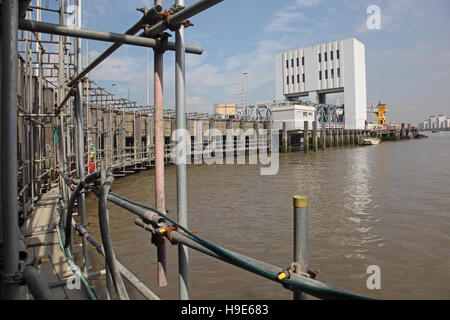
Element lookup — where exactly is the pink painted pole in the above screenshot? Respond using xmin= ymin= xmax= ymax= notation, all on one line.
xmin=153 ymin=0 xmax=167 ymax=287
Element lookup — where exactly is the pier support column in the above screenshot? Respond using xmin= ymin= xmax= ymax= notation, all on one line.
xmin=282 ymin=122 xmax=289 ymax=153
xmin=265 ymin=120 xmax=272 ymax=154
xmin=312 ymin=121 xmax=318 ymax=152
xmin=321 ymin=123 xmax=326 ymax=151
xmin=304 ymin=121 xmax=309 ymax=154
xmin=333 ymin=130 xmax=337 ymax=147
xmin=327 ymin=130 xmax=332 ymax=148
xmin=225 ymin=120 xmax=233 ymax=162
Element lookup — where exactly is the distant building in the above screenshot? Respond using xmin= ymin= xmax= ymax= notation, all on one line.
xmin=275 ymin=37 xmax=367 ymax=129
xmin=437 ymin=115 xmax=447 ymax=129
xmin=421 ymin=114 xmax=448 ymax=130
xmin=429 ymin=116 xmax=437 ymax=129
xmin=271 ymin=104 xmax=315 ymax=131
xmin=215 ymin=104 xmax=237 ymax=116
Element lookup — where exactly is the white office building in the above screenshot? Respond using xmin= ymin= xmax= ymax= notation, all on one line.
xmin=429 ymin=116 xmax=437 ymax=129
xmin=421 ymin=115 xmax=449 ymax=130
xmin=437 ymin=115 xmax=447 ymax=129
xmin=275 ymin=38 xmax=367 ymax=129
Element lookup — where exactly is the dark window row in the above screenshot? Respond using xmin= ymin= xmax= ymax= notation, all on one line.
xmin=319 ymin=68 xmax=340 ymax=80
xmin=287 ymin=73 xmax=306 ymax=85
xmin=286 ymin=56 xmax=305 ymax=68
xmin=318 ymin=49 xmax=340 ymax=63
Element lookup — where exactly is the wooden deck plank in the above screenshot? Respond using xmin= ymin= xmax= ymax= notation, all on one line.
xmin=21 ymin=187 xmax=90 ymax=300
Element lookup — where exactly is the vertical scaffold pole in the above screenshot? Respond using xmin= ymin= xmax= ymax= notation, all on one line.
xmin=176 ymin=0 xmax=190 ymax=300
xmin=73 ymin=0 xmax=89 ymax=276
xmin=1 ymin=0 xmax=19 ymax=300
xmin=293 ymin=195 xmax=309 ymax=300
xmin=153 ymin=0 xmax=168 ymax=289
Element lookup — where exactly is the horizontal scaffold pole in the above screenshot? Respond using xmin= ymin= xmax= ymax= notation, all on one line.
xmin=17 ymin=19 xmax=203 ymax=55
xmin=146 ymin=0 xmax=224 ymax=37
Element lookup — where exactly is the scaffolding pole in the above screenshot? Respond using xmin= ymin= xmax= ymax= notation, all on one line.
xmin=175 ymin=0 xmax=190 ymax=301
xmin=1 ymin=0 xmax=20 ymax=300
xmin=153 ymin=0 xmax=168 ymax=289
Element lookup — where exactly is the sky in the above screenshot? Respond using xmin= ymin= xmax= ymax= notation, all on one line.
xmin=44 ymin=0 xmax=450 ymax=125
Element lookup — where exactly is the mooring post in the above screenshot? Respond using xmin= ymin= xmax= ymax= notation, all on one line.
xmin=312 ymin=121 xmax=318 ymax=152
xmin=304 ymin=121 xmax=309 ymax=153
xmin=293 ymin=195 xmax=309 ymax=300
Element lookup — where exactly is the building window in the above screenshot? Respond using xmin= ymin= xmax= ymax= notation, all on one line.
xmin=292 ymin=75 xmax=295 ymax=84
xmin=318 ymin=53 xmax=321 ymax=63
xmin=331 ymin=69 xmax=334 ymax=78
xmin=337 ymin=68 xmax=341 ymax=77
xmin=302 ymin=56 xmax=304 ymax=66
xmin=287 ymin=76 xmax=289 ymax=85
xmin=302 ymin=73 xmax=305 ymax=83
xmin=337 ymin=49 xmax=340 ymax=59
xmin=330 ymin=51 xmax=334 ymax=60
xmin=291 ymin=59 xmax=294 ymax=68
xmin=296 ymin=57 xmax=299 ymax=67
xmin=325 ymin=70 xmax=328 ymax=79
xmin=319 ymin=71 xmax=322 ymax=80
xmin=297 ymin=74 xmax=300 ymax=83
xmin=286 ymin=60 xmax=289 ymax=68
xmin=324 ymin=52 xmax=327 ymax=62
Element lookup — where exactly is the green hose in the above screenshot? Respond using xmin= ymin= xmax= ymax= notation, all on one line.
xmin=110 ymin=192 xmax=373 ymax=300
xmin=55 ymin=205 xmax=97 ymax=300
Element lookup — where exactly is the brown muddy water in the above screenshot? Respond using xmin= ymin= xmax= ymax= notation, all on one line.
xmin=84 ymin=132 xmax=450 ymax=300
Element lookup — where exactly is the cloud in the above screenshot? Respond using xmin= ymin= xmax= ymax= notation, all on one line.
xmin=186 ymin=96 xmax=212 ymax=113
xmin=265 ymin=11 xmax=305 ymax=33
xmin=289 ymin=0 xmax=324 ymax=9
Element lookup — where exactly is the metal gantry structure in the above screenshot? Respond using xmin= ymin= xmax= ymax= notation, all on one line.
xmin=0 ymin=0 xmax=372 ymax=301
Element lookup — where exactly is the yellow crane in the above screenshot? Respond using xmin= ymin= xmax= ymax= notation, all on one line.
xmin=374 ymin=102 xmax=388 ymax=125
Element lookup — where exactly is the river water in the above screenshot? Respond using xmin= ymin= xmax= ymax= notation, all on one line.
xmin=85 ymin=132 xmax=450 ymax=300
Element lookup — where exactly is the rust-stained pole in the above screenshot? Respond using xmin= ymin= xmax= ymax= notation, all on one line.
xmin=153 ymin=0 xmax=168 ymax=288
